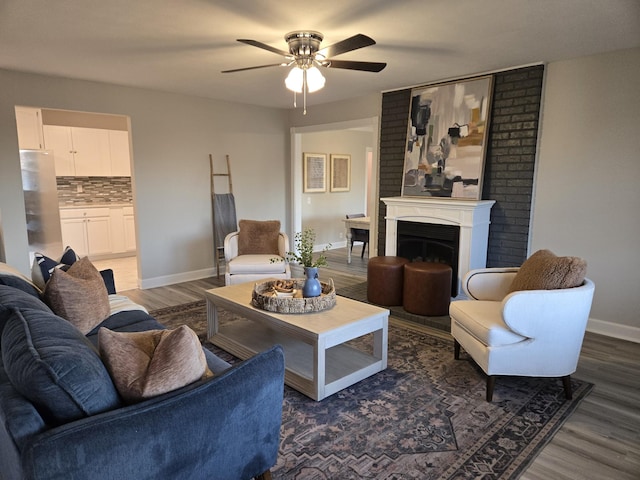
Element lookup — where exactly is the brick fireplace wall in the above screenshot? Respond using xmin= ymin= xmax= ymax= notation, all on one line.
xmin=377 ymin=65 xmax=544 ymax=267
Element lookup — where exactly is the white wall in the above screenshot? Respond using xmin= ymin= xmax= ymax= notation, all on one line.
xmin=289 ymin=93 xmax=382 ymax=127
xmin=0 ymin=69 xmax=289 ymax=286
xmin=533 ymin=48 xmax=640 ymax=339
xmin=301 ymin=130 xmax=372 ymax=246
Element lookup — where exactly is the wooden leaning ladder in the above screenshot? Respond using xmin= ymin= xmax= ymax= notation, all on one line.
xmin=210 ymin=154 xmax=234 ymax=278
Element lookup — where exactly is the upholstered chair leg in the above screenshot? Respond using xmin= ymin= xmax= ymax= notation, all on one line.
xmin=562 ymin=375 xmax=573 ymax=400
xmin=486 ymin=376 xmax=495 ymax=402
xmin=255 ymin=470 xmax=272 ymax=480
xmin=453 ymin=339 xmax=461 ymax=360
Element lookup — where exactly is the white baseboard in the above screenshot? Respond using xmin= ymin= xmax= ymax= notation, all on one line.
xmin=320 ymin=241 xmax=347 ymax=250
xmin=587 ymin=317 xmax=640 ymax=344
xmin=140 ymin=267 xmax=217 ymax=290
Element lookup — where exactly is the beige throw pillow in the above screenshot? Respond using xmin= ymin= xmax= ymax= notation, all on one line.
xmin=508 ymin=249 xmax=587 ymax=293
xmin=44 ymin=257 xmax=110 ymax=334
xmin=237 ymin=219 xmax=281 ymax=255
xmin=98 ymin=326 xmax=209 ymax=403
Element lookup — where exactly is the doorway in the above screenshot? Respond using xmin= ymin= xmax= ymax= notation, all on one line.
xmin=290 ymin=117 xmax=380 ymax=255
xmin=15 ymin=106 xmax=139 ymax=290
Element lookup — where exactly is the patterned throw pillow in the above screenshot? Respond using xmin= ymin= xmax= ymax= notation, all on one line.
xmin=98 ymin=325 xmax=210 ymax=403
xmin=43 ymin=257 xmax=110 ymax=334
xmin=31 ymin=246 xmax=79 ymax=290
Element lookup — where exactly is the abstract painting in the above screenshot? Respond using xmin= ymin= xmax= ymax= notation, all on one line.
xmin=401 ymin=76 xmax=493 ymax=200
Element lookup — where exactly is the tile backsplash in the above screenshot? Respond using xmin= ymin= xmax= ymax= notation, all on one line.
xmin=57 ymin=177 xmax=132 ymax=206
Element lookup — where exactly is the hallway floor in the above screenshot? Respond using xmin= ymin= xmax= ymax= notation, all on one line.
xmin=93 ymin=256 xmax=138 ymax=292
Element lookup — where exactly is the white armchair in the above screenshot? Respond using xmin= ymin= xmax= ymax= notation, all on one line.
xmin=224 ymin=227 xmax=291 ymax=286
xmin=450 ymin=266 xmax=595 ymax=401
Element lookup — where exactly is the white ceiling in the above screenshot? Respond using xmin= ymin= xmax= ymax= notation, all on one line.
xmin=2 ymin=0 xmax=639 ymax=110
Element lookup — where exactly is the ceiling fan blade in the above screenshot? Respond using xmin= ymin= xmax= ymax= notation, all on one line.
xmin=322 ymin=59 xmax=387 ymax=72
xmin=221 ymin=63 xmax=285 ymax=73
xmin=317 ymin=34 xmax=376 ymax=58
xmin=237 ymin=39 xmax=290 ymax=57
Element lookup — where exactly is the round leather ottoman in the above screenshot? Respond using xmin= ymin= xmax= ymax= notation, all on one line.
xmin=367 ymin=256 xmax=409 ymax=306
xmin=403 ymin=262 xmax=452 ymax=316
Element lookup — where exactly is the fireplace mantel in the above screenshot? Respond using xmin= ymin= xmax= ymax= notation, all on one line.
xmin=381 ymin=197 xmax=495 ymax=296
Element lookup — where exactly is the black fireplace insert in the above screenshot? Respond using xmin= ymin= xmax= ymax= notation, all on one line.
xmin=396 ymin=221 xmax=460 ymax=297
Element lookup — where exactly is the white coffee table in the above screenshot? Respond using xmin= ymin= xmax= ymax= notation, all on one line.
xmin=204 ymin=281 xmax=389 ymax=401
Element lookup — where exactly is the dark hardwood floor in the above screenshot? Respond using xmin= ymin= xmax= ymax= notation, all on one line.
xmin=120 ymin=247 xmax=640 ymax=480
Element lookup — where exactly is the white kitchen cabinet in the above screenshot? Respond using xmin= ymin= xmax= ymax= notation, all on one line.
xmin=73 ymin=127 xmax=111 ymax=176
xmin=15 ymin=106 xmax=44 ymax=150
xmin=109 ymin=208 xmax=125 ymax=254
xmin=108 ymin=130 xmax=132 ymax=176
xmin=43 ymin=126 xmax=112 ymax=176
xmin=109 ymin=206 xmax=137 ymax=254
xmin=60 ymin=207 xmax=112 ymax=258
xmin=60 ymin=217 xmax=87 ymax=257
xmin=123 ymin=207 xmax=136 ymax=252
xmin=86 ymin=216 xmax=112 ymax=256
xmin=43 ymin=125 xmax=75 ymax=176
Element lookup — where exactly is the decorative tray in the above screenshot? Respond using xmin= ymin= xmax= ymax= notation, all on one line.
xmin=251 ymin=278 xmax=336 ymax=314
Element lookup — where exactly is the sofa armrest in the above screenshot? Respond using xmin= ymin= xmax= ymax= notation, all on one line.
xmin=22 ymin=345 xmax=285 ymax=480
xmin=463 ymin=267 xmax=519 ymax=301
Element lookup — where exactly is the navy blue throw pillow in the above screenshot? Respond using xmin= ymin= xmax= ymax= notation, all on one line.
xmin=100 ymin=269 xmax=117 ymax=295
xmin=31 ymin=246 xmax=79 ymax=290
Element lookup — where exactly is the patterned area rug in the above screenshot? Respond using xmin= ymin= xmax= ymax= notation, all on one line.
xmin=335 ymin=281 xmax=451 ymax=333
xmin=151 ymin=300 xmax=593 ymax=480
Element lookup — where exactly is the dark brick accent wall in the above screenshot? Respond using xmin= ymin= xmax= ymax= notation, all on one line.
xmin=482 ymin=66 xmax=544 ymax=266
xmin=377 ymin=65 xmax=544 ymax=266
xmin=377 ymin=89 xmax=412 ymax=253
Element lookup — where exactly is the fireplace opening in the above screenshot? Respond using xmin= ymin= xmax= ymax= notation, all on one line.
xmin=396 ymin=221 xmax=460 ymax=297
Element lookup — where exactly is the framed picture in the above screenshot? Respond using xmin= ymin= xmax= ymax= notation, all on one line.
xmin=303 ymin=153 xmax=327 ymax=192
xmin=330 ymin=154 xmax=351 ymax=192
xmin=401 ymin=75 xmax=493 ymax=200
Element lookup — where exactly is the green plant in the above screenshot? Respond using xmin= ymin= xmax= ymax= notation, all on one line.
xmin=283 ymin=228 xmax=331 ymax=268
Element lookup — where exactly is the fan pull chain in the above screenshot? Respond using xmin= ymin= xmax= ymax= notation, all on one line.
xmin=303 ymin=68 xmax=308 ymax=115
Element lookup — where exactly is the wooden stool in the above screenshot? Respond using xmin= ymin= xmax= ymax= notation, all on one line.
xmin=367 ymin=256 xmax=409 ymax=306
xmin=403 ymin=262 xmax=452 ymax=316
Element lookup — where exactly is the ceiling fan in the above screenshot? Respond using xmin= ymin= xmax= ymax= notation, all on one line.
xmin=222 ymin=31 xmax=386 ymax=114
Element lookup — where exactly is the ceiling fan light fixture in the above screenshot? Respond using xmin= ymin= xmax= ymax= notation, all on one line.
xmin=285 ymin=67 xmax=303 ymax=93
xmin=285 ymin=66 xmax=325 ymax=93
xmin=226 ymin=30 xmax=384 ymax=114
xmin=305 ymin=66 xmax=326 ymax=92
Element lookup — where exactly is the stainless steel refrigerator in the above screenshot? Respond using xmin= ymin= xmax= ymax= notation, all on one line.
xmin=20 ymin=149 xmax=63 ymax=261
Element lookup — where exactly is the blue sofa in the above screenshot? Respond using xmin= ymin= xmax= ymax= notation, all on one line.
xmin=0 ymin=267 xmax=285 ymax=480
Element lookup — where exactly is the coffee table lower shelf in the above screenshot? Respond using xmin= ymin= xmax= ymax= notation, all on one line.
xmin=210 ymin=319 xmax=385 ymax=401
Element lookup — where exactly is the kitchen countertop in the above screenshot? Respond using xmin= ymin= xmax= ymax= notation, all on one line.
xmin=58 ymin=203 xmax=133 ymax=209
